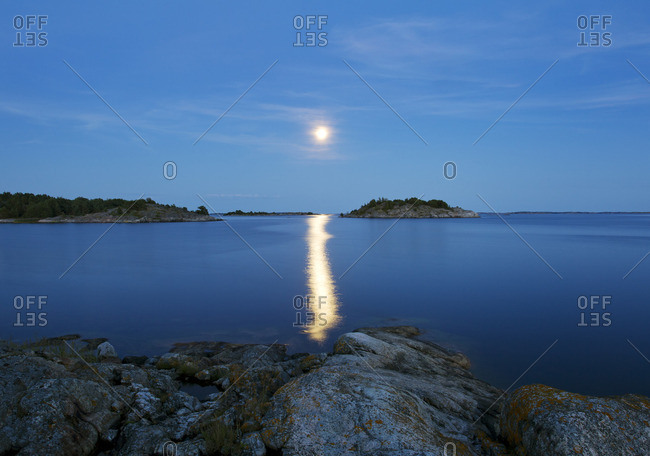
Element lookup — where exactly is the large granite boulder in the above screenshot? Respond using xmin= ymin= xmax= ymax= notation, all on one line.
xmin=0 ymin=353 xmax=123 ymax=455
xmin=500 ymin=384 xmax=650 ymax=455
xmin=260 ymin=327 xmax=505 ymax=455
xmin=0 ymin=340 xmax=204 ymax=456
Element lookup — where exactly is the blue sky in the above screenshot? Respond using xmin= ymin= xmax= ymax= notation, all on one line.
xmin=1 ymin=1 xmax=649 ymax=212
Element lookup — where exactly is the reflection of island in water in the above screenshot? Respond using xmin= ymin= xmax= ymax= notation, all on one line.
xmin=304 ymin=214 xmax=340 ymax=343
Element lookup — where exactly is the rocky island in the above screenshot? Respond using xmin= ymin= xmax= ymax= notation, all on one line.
xmin=1 ymin=327 xmax=647 ymax=455
xmin=0 ymin=192 xmax=219 ymax=223
xmin=342 ymin=197 xmax=479 ymax=218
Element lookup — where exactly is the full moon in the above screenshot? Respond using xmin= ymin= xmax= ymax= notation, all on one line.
xmin=314 ymin=126 xmax=329 ymax=142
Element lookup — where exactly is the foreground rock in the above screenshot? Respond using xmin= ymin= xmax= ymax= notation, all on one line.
xmin=262 ymin=327 xmax=503 ymax=455
xmin=500 ymin=384 xmax=650 ymax=455
xmin=0 ymin=329 xmax=647 ymax=455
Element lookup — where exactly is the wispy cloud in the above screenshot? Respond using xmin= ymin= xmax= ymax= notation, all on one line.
xmin=336 ymin=14 xmax=650 ymax=119
xmin=0 ymin=100 xmax=116 ymax=130
xmin=337 ymin=15 xmax=550 ymax=78
xmin=138 ymin=98 xmax=352 ymax=160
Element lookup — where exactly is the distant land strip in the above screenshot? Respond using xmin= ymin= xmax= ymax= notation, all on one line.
xmin=487 ymin=211 xmax=650 ymax=215
xmin=223 ymin=210 xmax=315 ymax=216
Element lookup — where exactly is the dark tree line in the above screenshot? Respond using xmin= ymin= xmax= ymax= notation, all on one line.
xmin=0 ymin=192 xmax=152 ymax=219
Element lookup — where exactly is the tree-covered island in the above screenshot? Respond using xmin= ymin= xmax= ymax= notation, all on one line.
xmin=0 ymin=192 xmax=218 ymax=223
xmin=342 ymin=197 xmax=479 ymax=218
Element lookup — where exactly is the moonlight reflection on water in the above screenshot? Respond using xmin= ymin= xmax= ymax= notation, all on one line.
xmin=304 ymin=214 xmax=340 ymax=342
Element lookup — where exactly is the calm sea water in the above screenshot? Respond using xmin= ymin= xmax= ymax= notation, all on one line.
xmin=1 ymin=214 xmax=649 ymax=396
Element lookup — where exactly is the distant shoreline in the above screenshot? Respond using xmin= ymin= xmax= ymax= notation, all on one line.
xmin=3 ymin=212 xmax=648 ymax=224
xmin=0 ymin=218 xmax=219 ymax=224
xmin=222 ymin=211 xmax=315 ymax=216
xmin=0 ymin=208 xmax=220 ymax=224
xmin=483 ymin=211 xmax=650 ymax=215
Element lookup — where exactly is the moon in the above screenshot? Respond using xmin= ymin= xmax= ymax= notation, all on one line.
xmin=314 ymin=126 xmax=329 ymax=142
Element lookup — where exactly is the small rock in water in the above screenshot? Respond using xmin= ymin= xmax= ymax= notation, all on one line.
xmin=97 ymin=341 xmax=117 ymax=360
